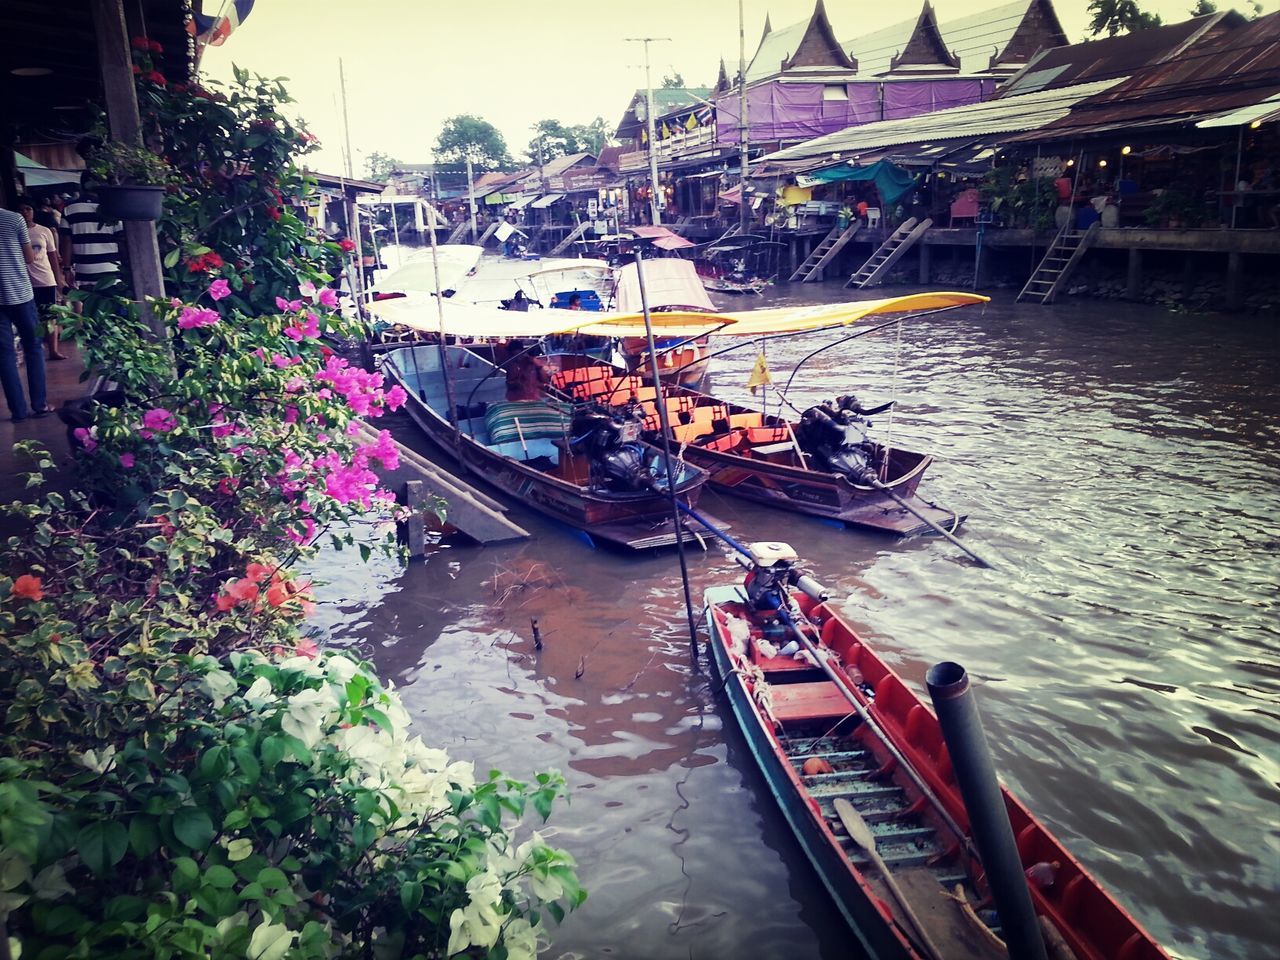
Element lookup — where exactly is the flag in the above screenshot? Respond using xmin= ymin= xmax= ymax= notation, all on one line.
xmin=684 ymin=113 xmax=698 ymax=132
xmin=747 ymin=352 xmax=772 ymax=395
xmin=660 ymin=122 xmax=672 ymax=140
xmin=189 ymin=0 xmax=255 ymax=48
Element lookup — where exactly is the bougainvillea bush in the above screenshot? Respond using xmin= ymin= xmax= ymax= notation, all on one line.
xmin=0 ymin=45 xmax=581 ymax=960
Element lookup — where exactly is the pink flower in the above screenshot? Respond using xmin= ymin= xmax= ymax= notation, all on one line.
xmin=275 ymin=296 xmax=303 ymax=312
xmin=283 ymin=406 xmax=299 ymax=424
xmin=177 ymin=306 xmax=219 ymax=330
xmin=138 ymin=408 xmax=177 ymax=440
xmin=119 ymin=453 xmax=135 ymax=468
xmin=284 ymin=312 xmax=320 ymax=342
xmin=385 ymin=385 xmax=407 ymax=411
xmin=317 ymin=287 xmax=338 ymax=308
xmin=297 ymin=280 xmax=317 ymax=299
xmin=284 ymin=376 xmax=304 ymax=393
xmin=209 ymin=278 xmax=231 ymax=301
xmin=72 ymin=427 xmax=97 ymax=453
xmin=170 ymin=297 xmax=183 ymax=308
xmin=271 ymin=353 xmax=299 ymax=368
xmin=286 ymin=516 xmax=316 ymax=545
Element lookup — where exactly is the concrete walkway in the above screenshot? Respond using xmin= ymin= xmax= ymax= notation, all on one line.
xmin=1 ymin=343 xmax=87 ymax=513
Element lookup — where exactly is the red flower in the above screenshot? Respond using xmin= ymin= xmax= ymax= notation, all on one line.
xmin=130 ymin=36 xmax=151 ymax=51
xmin=170 ymin=82 xmax=187 ymax=94
xmin=266 ymin=206 xmax=281 ymax=221
xmin=149 ymin=39 xmax=163 ymax=53
xmin=184 ymin=251 xmax=226 ymax=274
xmin=12 ymin=574 xmax=43 ymax=601
xmin=144 ymin=70 xmax=167 ymax=86
xmin=338 ymin=238 xmax=356 ymax=253
xmin=131 ymin=64 xmax=142 ymax=75
xmin=245 ymin=562 xmax=275 ymax=583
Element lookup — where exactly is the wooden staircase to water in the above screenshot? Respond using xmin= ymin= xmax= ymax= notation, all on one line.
xmin=549 ymin=220 xmax=590 ymax=256
xmin=789 ymin=222 xmax=862 ymax=283
xmin=846 ymin=218 xmax=932 ymax=288
xmin=1017 ymin=222 xmax=1099 ymax=304
xmin=476 ymin=220 xmax=501 ymax=247
xmin=445 ymin=220 xmax=469 ymax=244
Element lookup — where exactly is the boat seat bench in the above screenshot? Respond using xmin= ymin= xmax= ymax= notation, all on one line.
xmin=770 ymin=681 xmax=857 ymax=724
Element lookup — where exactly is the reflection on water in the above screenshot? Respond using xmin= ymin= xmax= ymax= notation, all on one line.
xmin=315 ymin=277 xmax=1279 ymax=960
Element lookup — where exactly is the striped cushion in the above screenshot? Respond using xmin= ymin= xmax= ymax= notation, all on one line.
xmin=485 ymin=400 xmax=572 ymax=444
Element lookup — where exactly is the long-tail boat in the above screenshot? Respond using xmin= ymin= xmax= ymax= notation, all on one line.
xmin=704 ymin=543 xmax=1171 ymax=960
xmin=547 ymin=361 xmax=959 ymax=537
xmin=381 ymin=342 xmax=711 ymax=550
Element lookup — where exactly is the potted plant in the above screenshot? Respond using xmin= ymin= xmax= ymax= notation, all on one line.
xmin=86 ymin=140 xmax=171 ymax=221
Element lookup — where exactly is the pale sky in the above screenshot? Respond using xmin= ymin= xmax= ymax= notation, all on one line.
xmin=202 ymin=0 xmax=1271 ymax=175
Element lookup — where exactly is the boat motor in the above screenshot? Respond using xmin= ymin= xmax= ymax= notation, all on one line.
xmin=570 ymin=403 xmax=655 ymax=492
xmin=795 ymin=395 xmax=892 ymax=482
xmin=734 ymin=541 xmax=829 ymax=615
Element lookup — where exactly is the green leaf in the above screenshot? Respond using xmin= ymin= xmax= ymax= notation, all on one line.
xmin=232 ymin=747 xmax=261 ymax=785
xmin=256 ymin=866 xmax=287 ymax=891
xmin=400 ymin=880 xmax=423 ymax=912
xmin=163 ymin=247 xmax=181 ymax=268
xmin=128 ymin=814 xmax=161 ymax=857
xmin=200 ymin=745 xmax=229 ymax=780
xmin=76 ymin=820 xmax=128 ymax=875
xmin=259 ymin=736 xmax=285 ymax=769
xmin=204 ymin=864 xmax=237 ymax=889
xmin=173 ymin=856 xmax=199 ymax=882
xmin=172 ymin=806 xmax=214 ymax=850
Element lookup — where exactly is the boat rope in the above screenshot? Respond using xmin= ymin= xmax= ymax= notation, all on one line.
xmin=880 ymin=319 xmax=903 ymax=483
xmin=919 ymin=495 xmax=961 ymax=534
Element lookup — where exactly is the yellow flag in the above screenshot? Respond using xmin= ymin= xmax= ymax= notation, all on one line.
xmin=747 ymin=352 xmax=772 ymax=395
xmin=685 ymin=112 xmax=698 ymax=131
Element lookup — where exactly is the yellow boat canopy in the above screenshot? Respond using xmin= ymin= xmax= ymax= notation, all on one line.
xmin=368 ymin=291 xmax=989 ymax=340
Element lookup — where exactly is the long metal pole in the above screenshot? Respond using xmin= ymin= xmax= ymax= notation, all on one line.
xmin=466 ymin=154 xmax=478 ymax=243
xmin=626 ymin=38 xmax=669 ymax=227
xmin=426 ymin=201 xmax=462 ymax=464
xmin=636 ymin=248 xmax=699 ymax=663
xmin=738 ymin=0 xmax=749 ymax=235
xmin=339 ymin=58 xmax=354 ymax=179
xmin=1232 ymin=125 xmax=1244 ymax=229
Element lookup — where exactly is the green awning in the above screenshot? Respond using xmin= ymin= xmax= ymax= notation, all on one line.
xmin=798 ymin=160 xmax=918 ymax=207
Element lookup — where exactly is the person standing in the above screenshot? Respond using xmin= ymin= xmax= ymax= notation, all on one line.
xmin=0 ymin=207 xmax=50 ymax=422
xmin=64 ymin=190 xmax=122 ymax=294
xmin=19 ymin=199 xmax=69 ymax=360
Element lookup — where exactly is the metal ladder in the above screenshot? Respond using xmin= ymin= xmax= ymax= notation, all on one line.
xmin=1017 ymin=222 xmax=1100 ymax=304
xmin=789 ymin=222 xmax=862 ymax=283
xmin=549 ymin=220 xmax=590 ymax=256
xmin=846 ymin=217 xmax=932 ymax=288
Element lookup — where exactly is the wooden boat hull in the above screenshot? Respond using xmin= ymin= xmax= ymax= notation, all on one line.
xmin=685 ymin=439 xmax=964 ymax=537
xmin=548 ymin=361 xmax=965 ymax=537
xmin=382 ymin=345 xmax=713 ymax=550
xmin=703 ymin=583 xmax=1170 ymax=960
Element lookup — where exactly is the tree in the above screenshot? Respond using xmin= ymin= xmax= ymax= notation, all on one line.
xmin=1188 ymin=0 xmax=1216 ymax=13
xmin=661 ymin=72 xmax=685 ymax=88
xmin=527 ymin=119 xmax=582 ymax=163
xmin=434 ymin=114 xmax=513 ymax=171
xmin=363 ymin=150 xmax=400 ymax=183
xmin=1088 ymin=0 xmax=1162 ymax=36
xmin=569 ymin=117 xmax=611 ymax=155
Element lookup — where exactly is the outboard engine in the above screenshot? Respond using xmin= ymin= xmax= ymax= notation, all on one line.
xmin=738 ymin=541 xmax=829 ymax=613
xmin=570 ymin=403 xmax=655 ymax=492
xmin=795 ymin=395 xmax=888 ymax=483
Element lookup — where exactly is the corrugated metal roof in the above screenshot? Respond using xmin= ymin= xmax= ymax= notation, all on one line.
xmin=755 ymin=77 xmax=1123 ymax=170
xmin=1004 ymin=11 xmax=1280 ymax=142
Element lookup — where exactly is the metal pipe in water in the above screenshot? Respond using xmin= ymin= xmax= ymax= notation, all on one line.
xmin=925 ymin=662 xmax=1047 ymax=960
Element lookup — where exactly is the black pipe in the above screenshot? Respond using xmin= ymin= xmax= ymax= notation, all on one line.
xmin=925 ymin=662 xmax=1047 ymax=960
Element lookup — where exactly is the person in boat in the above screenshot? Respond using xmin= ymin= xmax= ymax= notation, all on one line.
xmin=504 ymin=340 xmax=549 ymax=402
xmin=508 ymin=290 xmax=529 ymax=312
xmin=567 ymin=293 xmax=582 ymax=311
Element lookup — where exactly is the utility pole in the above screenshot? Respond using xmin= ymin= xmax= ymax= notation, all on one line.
xmin=738 ymin=0 xmax=750 ymax=235
xmin=339 ymin=57 xmax=354 ymax=179
xmin=465 ymin=152 xmax=478 ymax=243
xmin=626 ymin=37 xmax=670 ymax=226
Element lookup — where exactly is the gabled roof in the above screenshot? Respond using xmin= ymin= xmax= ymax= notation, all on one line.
xmin=745 ymin=0 xmax=856 ymax=84
xmin=540 ymin=151 xmax=597 ymax=178
xmin=843 ymin=0 xmax=1066 ymax=78
xmin=889 ymin=2 xmax=961 ymax=74
xmin=998 ymin=11 xmax=1235 ymax=97
xmin=714 ymin=58 xmax=732 ymax=94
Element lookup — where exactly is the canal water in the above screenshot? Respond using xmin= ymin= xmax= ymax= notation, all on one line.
xmin=313 ymin=275 xmax=1278 ymax=960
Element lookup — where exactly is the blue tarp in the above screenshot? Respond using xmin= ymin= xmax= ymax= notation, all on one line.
xmin=803 ymin=160 xmax=918 ymax=207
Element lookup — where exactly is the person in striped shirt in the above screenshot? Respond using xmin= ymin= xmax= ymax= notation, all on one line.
xmin=0 ymin=207 xmax=50 ymax=422
xmin=64 ymin=191 xmax=123 ymax=293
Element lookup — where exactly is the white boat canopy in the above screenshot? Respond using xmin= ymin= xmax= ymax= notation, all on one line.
xmin=370 ymin=291 xmax=989 ymax=339
xmin=613 ymin=259 xmax=715 ymax=313
xmin=371 ymin=244 xmax=484 ymax=294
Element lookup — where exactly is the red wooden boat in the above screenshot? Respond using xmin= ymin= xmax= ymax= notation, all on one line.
xmin=704 ymin=548 xmax=1170 ymax=960
xmin=549 ymin=362 xmax=962 ymax=537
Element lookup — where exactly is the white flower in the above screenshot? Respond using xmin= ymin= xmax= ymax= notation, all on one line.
xmin=527 ymin=866 xmax=563 ymax=902
xmin=76 ymin=745 xmax=116 ymax=775
xmin=200 ymin=668 xmax=237 ymax=707
xmin=324 ymin=655 xmax=359 ymax=685
xmin=223 ymin=838 xmax=252 ymax=862
xmin=333 ymin=724 xmax=393 ymax=779
xmin=215 ymin=910 xmax=248 ymax=938
xmin=246 ymin=919 xmax=294 ymax=960
xmin=446 ymin=872 xmax=505 ymax=954
xmin=244 ymin=676 xmax=274 ymax=707
xmin=280 ymin=686 xmax=338 ymax=749
xmin=277 ymin=655 xmax=324 ymax=678
xmin=502 ymin=917 xmax=543 ymax=960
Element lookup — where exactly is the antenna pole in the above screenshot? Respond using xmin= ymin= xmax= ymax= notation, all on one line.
xmin=738 ymin=0 xmax=750 ymax=235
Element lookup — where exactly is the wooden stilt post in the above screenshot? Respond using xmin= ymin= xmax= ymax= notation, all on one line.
xmin=402 ymin=480 xmax=426 ymax=557
xmin=1225 ymin=251 xmax=1243 ymax=311
xmin=1126 ymin=247 xmax=1142 ymax=300
xmin=918 ymin=241 xmax=931 ymax=284
xmin=90 ymin=0 xmax=168 ymax=348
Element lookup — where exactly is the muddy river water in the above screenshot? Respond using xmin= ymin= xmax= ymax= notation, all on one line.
xmin=312 ymin=278 xmax=1278 ymax=960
